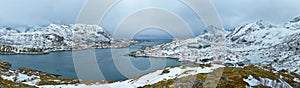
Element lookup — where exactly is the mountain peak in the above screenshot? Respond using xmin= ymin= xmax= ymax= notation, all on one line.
xmin=284 ymin=16 xmax=300 ymax=30
xmin=231 ymin=20 xmax=273 ymax=33
xmin=255 ymin=20 xmax=265 ymax=25
xmin=290 ymin=16 xmax=300 ymax=23
xmin=205 ymin=25 xmax=225 ymax=34
xmin=253 ymin=20 xmax=275 ymax=28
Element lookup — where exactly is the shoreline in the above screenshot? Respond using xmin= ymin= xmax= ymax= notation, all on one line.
xmin=0 ymin=41 xmax=139 ymax=55
xmin=1 ymin=60 xmax=299 ymax=88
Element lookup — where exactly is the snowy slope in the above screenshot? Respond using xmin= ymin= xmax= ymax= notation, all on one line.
xmin=0 ymin=24 xmax=130 ymax=54
xmin=130 ymin=16 xmax=300 ymax=74
xmin=227 ymin=20 xmax=300 ymax=50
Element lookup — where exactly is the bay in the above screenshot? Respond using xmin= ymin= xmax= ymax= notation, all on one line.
xmin=0 ymin=40 xmax=180 ymax=80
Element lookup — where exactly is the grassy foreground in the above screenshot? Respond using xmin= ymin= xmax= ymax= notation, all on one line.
xmin=144 ymin=65 xmax=300 ymax=88
xmin=1 ymin=61 xmax=299 ymax=88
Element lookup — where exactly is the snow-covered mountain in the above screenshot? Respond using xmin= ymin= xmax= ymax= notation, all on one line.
xmin=0 ymin=24 xmax=133 ymax=54
xmin=130 ymin=16 xmax=300 ymax=74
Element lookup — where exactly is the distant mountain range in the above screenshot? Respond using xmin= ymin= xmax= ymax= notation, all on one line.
xmin=129 ymin=16 xmax=300 ymax=75
xmin=0 ymin=24 xmax=135 ymax=54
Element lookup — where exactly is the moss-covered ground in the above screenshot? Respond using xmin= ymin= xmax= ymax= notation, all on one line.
xmin=144 ymin=65 xmax=300 ymax=88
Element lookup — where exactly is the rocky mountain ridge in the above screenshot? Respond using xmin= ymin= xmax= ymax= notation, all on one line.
xmin=0 ymin=24 xmax=134 ymax=54
xmin=129 ymin=16 xmax=300 ymax=75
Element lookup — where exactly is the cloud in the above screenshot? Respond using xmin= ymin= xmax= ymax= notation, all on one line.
xmin=0 ymin=0 xmax=85 ymax=26
xmin=211 ymin=0 xmax=300 ymax=28
xmin=0 ymin=0 xmax=300 ymax=38
xmin=100 ymin=0 xmax=204 ymax=37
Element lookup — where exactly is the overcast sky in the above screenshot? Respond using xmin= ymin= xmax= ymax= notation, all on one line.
xmin=0 ymin=0 xmax=300 ymax=38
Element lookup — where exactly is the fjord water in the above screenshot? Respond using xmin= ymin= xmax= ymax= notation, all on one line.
xmin=0 ymin=40 xmax=180 ymax=80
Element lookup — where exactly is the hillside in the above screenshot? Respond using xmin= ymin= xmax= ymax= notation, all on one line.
xmin=0 ymin=24 xmax=135 ymax=54
xmin=129 ymin=16 xmax=300 ymax=75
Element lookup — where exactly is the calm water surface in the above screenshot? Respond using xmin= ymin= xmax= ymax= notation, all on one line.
xmin=0 ymin=40 xmax=181 ymax=80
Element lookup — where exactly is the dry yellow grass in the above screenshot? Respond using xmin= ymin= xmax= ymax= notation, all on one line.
xmin=144 ymin=65 xmax=300 ymax=88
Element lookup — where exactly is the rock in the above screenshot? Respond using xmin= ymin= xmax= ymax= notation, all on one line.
xmin=161 ymin=69 xmax=170 ymax=74
xmin=192 ymin=80 xmax=209 ymax=87
xmin=221 ymin=76 xmax=228 ymax=81
xmin=236 ymin=59 xmax=250 ymax=66
xmin=192 ymin=80 xmax=204 ymax=87
xmin=292 ymin=83 xmax=300 ymax=88
xmin=0 ymin=62 xmax=12 ymax=69
xmin=290 ymin=16 xmax=300 ymax=23
xmin=201 ymin=58 xmax=212 ymax=62
xmin=224 ymin=63 xmax=234 ymax=67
